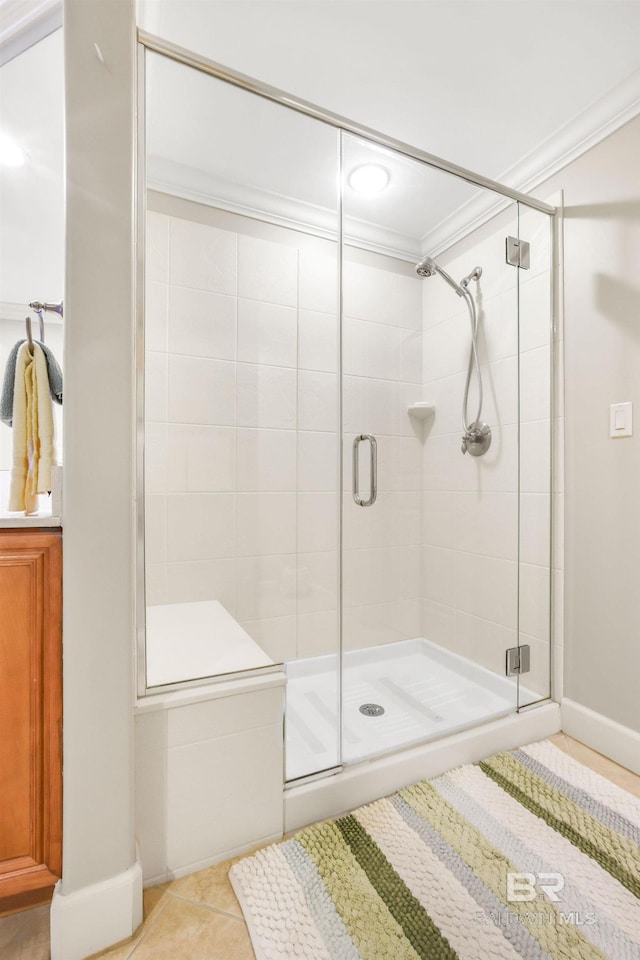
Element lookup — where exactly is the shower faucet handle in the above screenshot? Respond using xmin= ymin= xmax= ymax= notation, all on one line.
xmin=461 ymin=422 xmax=492 ymax=457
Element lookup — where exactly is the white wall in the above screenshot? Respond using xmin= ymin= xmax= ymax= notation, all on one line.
xmin=0 ymin=27 xmax=64 ymax=491
xmin=0 ymin=29 xmax=64 ymax=307
xmin=542 ymin=115 xmax=640 ymax=734
xmin=52 ymin=2 xmax=141 ymax=958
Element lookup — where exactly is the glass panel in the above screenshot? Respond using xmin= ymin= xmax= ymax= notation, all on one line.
xmin=340 ymin=132 xmax=520 ymax=766
xmin=143 ymin=51 xmax=342 ymax=781
xmin=517 ymin=204 xmax=553 ymax=707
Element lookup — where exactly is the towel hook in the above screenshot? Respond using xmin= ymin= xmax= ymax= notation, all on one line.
xmin=29 ymin=300 xmax=63 ymax=319
xmin=25 ymin=309 xmax=44 ymax=350
xmin=35 ymin=309 xmax=45 ymax=343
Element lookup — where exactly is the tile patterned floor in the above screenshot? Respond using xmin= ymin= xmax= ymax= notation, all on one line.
xmin=0 ymin=903 xmax=50 ymax=960
xmin=2 ymin=733 xmax=639 ymax=960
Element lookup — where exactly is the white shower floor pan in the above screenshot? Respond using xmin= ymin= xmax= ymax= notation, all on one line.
xmin=286 ymin=637 xmax=531 ymax=782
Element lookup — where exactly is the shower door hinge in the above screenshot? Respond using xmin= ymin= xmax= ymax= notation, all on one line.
xmin=505 ymin=236 xmax=530 ymax=269
xmin=506 ymin=644 xmax=531 ymax=676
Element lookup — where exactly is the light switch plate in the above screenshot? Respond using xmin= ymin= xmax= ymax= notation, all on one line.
xmin=610 ymin=401 xmax=633 ymax=438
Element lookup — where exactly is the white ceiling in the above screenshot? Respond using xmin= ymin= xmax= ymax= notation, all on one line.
xmin=141 ymin=0 xmax=640 ymax=254
xmin=138 ymin=0 xmax=640 ymax=184
xmin=146 ymin=48 xmax=483 ymax=258
xmin=2 ymin=2 xmax=640 ymax=305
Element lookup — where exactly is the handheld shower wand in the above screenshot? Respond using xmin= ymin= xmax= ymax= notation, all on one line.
xmin=415 ymin=256 xmax=491 ymax=457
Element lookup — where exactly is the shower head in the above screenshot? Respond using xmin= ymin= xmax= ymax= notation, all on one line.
xmin=415 ymin=255 xmax=438 ymax=279
xmin=415 ymin=255 xmax=464 ymax=297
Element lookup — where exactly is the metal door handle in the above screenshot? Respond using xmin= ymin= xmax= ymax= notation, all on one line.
xmin=352 ymin=434 xmax=377 ymax=507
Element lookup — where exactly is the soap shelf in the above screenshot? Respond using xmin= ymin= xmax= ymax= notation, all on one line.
xmin=407 ymin=402 xmax=435 ymax=419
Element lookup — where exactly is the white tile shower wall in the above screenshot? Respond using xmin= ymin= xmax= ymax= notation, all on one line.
xmin=134 ymin=681 xmax=284 ymax=883
xmin=146 ymin=201 xmax=423 ymax=664
xmin=146 ymin=208 xmax=303 ymax=662
xmin=342 ymin=256 xmax=424 ymax=651
xmin=145 ymin=212 xmax=420 ymax=660
xmin=421 ymin=206 xmax=558 ymax=700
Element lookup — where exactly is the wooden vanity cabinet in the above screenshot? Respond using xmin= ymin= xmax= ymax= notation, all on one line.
xmin=0 ymin=529 xmax=62 ymax=915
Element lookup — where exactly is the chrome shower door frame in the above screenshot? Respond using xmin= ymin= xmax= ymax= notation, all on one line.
xmin=134 ymin=31 xmax=558 ymax=746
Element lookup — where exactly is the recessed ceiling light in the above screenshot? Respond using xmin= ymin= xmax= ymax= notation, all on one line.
xmin=0 ymin=132 xmax=26 ymax=167
xmin=348 ymin=163 xmax=390 ymax=196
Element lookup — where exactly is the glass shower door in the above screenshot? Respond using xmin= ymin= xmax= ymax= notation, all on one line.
xmin=516 ymin=203 xmax=554 ymax=708
xmin=340 ymin=132 xmax=522 ymax=765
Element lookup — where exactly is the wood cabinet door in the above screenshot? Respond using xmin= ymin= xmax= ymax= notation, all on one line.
xmin=0 ymin=529 xmax=62 ymax=914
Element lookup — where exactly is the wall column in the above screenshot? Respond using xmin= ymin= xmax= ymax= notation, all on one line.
xmin=51 ymin=2 xmax=141 ymax=957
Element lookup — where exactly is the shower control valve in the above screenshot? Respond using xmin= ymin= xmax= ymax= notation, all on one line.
xmin=461 ymin=422 xmax=492 ymax=457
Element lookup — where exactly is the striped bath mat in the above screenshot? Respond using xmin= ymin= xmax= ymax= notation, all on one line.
xmin=230 ymin=740 xmax=640 ymax=960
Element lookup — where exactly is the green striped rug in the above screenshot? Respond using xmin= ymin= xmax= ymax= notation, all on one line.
xmin=230 ymin=740 xmax=640 ymax=960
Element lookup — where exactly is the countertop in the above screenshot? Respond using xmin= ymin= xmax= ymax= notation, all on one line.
xmin=0 ymin=512 xmax=62 ymax=528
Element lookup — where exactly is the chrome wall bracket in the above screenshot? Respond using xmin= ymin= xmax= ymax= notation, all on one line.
xmin=506 ymin=644 xmax=531 ymax=677
xmin=506 ymin=236 xmax=530 ymax=269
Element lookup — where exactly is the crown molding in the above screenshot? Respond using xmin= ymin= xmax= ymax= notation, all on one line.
xmin=422 ymin=65 xmax=640 ymax=257
xmin=150 ymin=62 xmax=640 ymax=266
xmin=148 ymin=163 xmax=421 ymax=262
xmin=148 ymin=160 xmax=338 ymax=237
xmin=0 ymin=0 xmax=61 ymax=65
xmin=506 ymin=65 xmax=640 ymax=200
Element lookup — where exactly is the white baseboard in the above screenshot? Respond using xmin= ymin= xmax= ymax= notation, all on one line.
xmin=561 ymin=698 xmax=640 ymax=776
xmin=141 ymin=831 xmax=283 ymax=888
xmin=50 ymin=861 xmax=143 ymax=960
xmin=285 ymin=702 xmax=561 ymax=833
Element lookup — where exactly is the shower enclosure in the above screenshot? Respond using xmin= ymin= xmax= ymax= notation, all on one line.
xmin=137 ymin=37 xmax=555 ymax=787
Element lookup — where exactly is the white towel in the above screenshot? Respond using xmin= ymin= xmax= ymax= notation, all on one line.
xmin=8 ymin=342 xmax=57 ymax=515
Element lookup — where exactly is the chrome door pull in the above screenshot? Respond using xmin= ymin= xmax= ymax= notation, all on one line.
xmin=352 ymin=434 xmax=377 ymax=507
